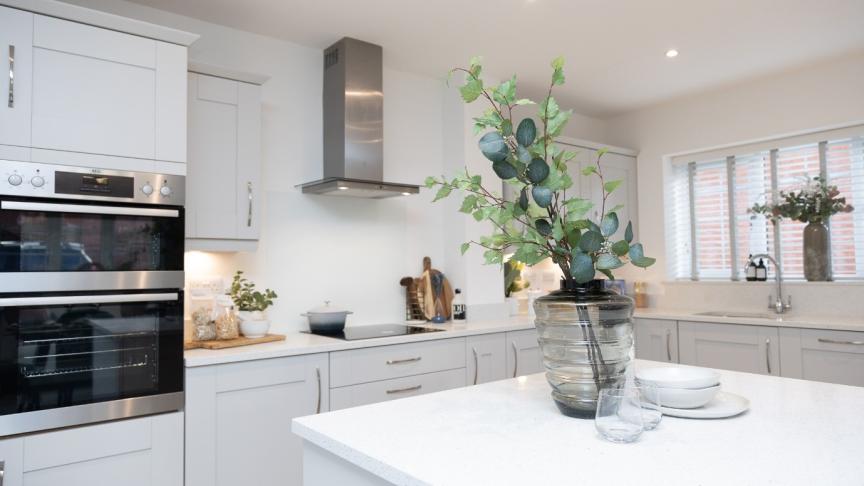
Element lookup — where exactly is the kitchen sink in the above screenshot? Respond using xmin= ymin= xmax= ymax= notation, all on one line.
xmin=693 ymin=311 xmax=778 ymax=320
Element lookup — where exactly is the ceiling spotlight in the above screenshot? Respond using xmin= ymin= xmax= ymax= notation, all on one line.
xmin=665 ymin=49 xmax=679 ymax=58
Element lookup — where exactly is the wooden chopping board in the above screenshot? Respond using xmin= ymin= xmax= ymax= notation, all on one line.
xmin=184 ymin=333 xmax=286 ymax=350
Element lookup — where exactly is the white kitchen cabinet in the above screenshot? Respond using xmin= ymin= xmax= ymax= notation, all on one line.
xmin=679 ymin=321 xmax=780 ymax=376
xmin=634 ymin=318 xmax=679 ymax=363
xmin=330 ymin=368 xmax=466 ymax=411
xmin=0 ymin=6 xmax=33 ymax=149
xmin=779 ymin=328 xmax=864 ymax=386
xmin=0 ymin=412 xmax=182 ymax=486
xmin=186 ymin=71 xmax=263 ymax=249
xmin=330 ymin=338 xmax=466 ymax=387
xmin=506 ymin=329 xmax=543 ymax=378
xmin=466 ymin=333 xmax=507 ymax=385
xmin=185 ymin=353 xmax=328 ymax=486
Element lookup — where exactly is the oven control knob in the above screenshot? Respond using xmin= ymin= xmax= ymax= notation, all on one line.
xmin=30 ymin=175 xmax=45 ymax=188
xmin=8 ymin=174 xmax=22 ymax=186
xmin=141 ymin=183 xmax=154 ymax=196
xmin=160 ymin=185 xmax=172 ymax=197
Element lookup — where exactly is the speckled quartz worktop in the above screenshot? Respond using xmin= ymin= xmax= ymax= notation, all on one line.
xmin=184 ymin=310 xmax=864 ymax=367
xmin=292 ymin=360 xmax=864 ymax=486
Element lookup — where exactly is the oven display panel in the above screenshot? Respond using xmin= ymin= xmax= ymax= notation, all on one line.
xmin=55 ymin=171 xmax=135 ymax=198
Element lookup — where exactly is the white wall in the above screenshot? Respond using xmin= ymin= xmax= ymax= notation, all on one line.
xmin=603 ymin=52 xmax=864 ymax=312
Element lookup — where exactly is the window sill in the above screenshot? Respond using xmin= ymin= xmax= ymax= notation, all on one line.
xmin=664 ymin=279 xmax=864 ymax=287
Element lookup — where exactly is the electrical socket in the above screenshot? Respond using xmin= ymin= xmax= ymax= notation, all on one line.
xmin=187 ymin=276 xmax=225 ymax=297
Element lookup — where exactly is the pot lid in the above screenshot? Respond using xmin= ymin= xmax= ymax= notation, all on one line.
xmin=307 ymin=300 xmax=352 ymax=315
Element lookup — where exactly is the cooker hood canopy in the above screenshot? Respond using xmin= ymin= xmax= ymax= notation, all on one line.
xmin=299 ymin=38 xmax=420 ymax=198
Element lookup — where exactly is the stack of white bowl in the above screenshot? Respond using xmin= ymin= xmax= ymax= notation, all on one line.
xmin=636 ymin=367 xmax=721 ymax=409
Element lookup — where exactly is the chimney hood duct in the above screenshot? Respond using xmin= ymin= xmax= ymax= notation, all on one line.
xmin=298 ymin=38 xmax=420 ymax=198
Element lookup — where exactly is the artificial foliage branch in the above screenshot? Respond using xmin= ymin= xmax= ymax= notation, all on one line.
xmin=426 ymin=57 xmax=655 ymax=283
xmin=749 ymin=176 xmax=854 ymax=225
xmin=230 ymin=271 xmax=278 ymax=312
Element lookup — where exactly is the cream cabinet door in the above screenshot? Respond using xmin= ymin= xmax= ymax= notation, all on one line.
xmin=634 ymin=318 xmax=679 ymax=363
xmin=679 ymin=321 xmax=780 ymax=376
xmin=0 ymin=6 xmax=33 ymax=150
xmin=779 ymin=328 xmax=864 ymax=386
xmin=506 ymin=329 xmax=543 ymax=378
xmin=0 ymin=437 xmax=23 ymax=486
xmin=466 ymin=333 xmax=507 ymax=385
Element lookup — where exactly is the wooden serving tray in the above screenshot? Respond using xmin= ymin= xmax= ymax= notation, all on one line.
xmin=184 ymin=333 xmax=286 ymax=350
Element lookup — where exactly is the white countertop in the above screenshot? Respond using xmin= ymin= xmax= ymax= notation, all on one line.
xmin=292 ymin=360 xmax=864 ymax=486
xmin=184 ymin=317 xmax=536 ymax=367
xmin=634 ymin=308 xmax=864 ymax=331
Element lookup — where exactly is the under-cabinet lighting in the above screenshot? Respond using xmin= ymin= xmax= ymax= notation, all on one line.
xmin=666 ymin=49 xmax=679 ymax=58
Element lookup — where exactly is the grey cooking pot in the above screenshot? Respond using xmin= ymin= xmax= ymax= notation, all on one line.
xmin=302 ymin=301 xmax=353 ymax=334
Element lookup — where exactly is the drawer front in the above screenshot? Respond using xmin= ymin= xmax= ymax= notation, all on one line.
xmin=780 ymin=328 xmax=864 ymax=386
xmin=330 ymin=338 xmax=466 ymax=387
xmin=330 ymin=368 xmax=466 ymax=410
xmin=214 ymin=355 xmax=311 ymax=393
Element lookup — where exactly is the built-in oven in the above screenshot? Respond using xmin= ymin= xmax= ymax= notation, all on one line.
xmin=0 ymin=160 xmax=185 ymax=436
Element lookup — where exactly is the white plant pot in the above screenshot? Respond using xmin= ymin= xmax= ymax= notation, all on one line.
xmin=238 ymin=310 xmax=270 ymax=338
xmin=506 ymin=297 xmax=521 ymax=316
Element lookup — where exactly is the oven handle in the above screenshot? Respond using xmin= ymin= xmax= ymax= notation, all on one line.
xmin=0 ymin=293 xmax=179 ymax=307
xmin=1 ymin=201 xmax=179 ymax=218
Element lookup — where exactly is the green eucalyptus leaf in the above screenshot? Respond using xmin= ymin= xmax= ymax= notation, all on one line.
xmin=531 ymin=185 xmax=553 ymax=208
xmin=564 ymin=198 xmax=593 ymax=220
xmin=459 ymin=195 xmax=478 ymax=213
xmin=516 ymin=145 xmax=532 ymax=165
xmin=535 ymin=218 xmax=552 ymax=236
xmin=552 ymin=219 xmax=565 ymax=241
xmin=518 ymin=187 xmax=529 ymax=211
xmin=581 ymin=165 xmax=598 ymax=176
xmin=514 ymin=98 xmax=534 ymax=105
xmin=628 ymin=243 xmax=657 ymax=268
xmin=459 ymin=77 xmax=483 ymax=103
xmin=478 ymin=132 xmax=508 ymax=163
xmin=598 ymin=268 xmax=615 ymax=280
xmin=460 ymin=242 xmax=470 ymax=255
xmin=501 ymin=119 xmax=513 ymax=137
xmin=587 ymin=220 xmax=601 ymax=234
xmin=516 ymin=118 xmax=537 ymax=147
xmin=611 ymin=240 xmax=630 ymax=256
xmin=570 ymin=251 xmax=595 ymax=284
xmin=492 ymin=161 xmax=518 ymax=180
xmin=596 ymin=253 xmax=624 ymax=270
xmin=424 ymin=176 xmax=436 ymax=188
xmin=579 ymin=230 xmax=603 ymax=253
xmin=433 ymin=185 xmax=452 ymax=202
xmin=624 ymin=221 xmax=634 ymax=243
xmin=604 ymin=180 xmax=623 ymax=193
xmin=601 ymin=212 xmax=619 ymax=237
xmin=527 ymin=158 xmax=550 ymax=184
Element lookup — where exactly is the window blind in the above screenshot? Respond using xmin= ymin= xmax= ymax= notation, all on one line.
xmin=733 ymin=152 xmax=773 ymax=279
xmin=691 ymin=159 xmax=731 ymax=279
xmin=826 ymin=137 xmax=864 ymax=278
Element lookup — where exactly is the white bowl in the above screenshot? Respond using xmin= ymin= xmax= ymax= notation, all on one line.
xmin=636 ymin=366 xmax=721 ymax=389
xmin=657 ymin=384 xmax=721 ymax=409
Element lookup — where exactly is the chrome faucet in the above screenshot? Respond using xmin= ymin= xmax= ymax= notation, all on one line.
xmin=749 ymin=254 xmax=791 ymax=314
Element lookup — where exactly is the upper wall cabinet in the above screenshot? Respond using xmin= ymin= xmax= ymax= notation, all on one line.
xmin=186 ymin=70 xmax=264 ymax=250
xmin=0 ymin=5 xmax=191 ymax=171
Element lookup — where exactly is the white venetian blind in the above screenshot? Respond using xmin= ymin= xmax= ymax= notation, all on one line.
xmin=667 ymin=163 xmax=692 ymax=279
xmin=774 ymin=144 xmax=821 ymax=279
xmin=691 ymin=159 xmax=731 ymax=279
xmin=826 ymin=137 xmax=864 ymax=278
xmin=733 ymin=151 xmax=773 ymax=279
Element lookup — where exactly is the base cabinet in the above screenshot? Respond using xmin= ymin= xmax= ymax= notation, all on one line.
xmin=779 ymin=328 xmax=864 ymax=386
xmin=634 ymin=318 xmax=679 ymax=363
xmin=506 ymin=330 xmax=543 ymax=378
xmin=466 ymin=333 xmax=506 ymax=385
xmin=678 ymin=321 xmax=780 ymax=376
xmin=0 ymin=412 xmax=182 ymax=486
xmin=185 ymin=353 xmax=328 ymax=486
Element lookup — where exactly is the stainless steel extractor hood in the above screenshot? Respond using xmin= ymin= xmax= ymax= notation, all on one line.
xmin=298 ymin=38 xmax=420 ymax=198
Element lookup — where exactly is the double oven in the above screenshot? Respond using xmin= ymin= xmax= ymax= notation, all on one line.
xmin=0 ymin=160 xmax=185 ymax=436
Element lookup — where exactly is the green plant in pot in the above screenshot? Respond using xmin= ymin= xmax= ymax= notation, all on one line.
xmin=426 ymin=57 xmax=655 ymax=417
xmin=504 ymin=260 xmax=530 ymax=316
xmin=229 ymin=271 xmax=278 ymax=338
xmin=750 ymin=176 xmax=854 ymax=281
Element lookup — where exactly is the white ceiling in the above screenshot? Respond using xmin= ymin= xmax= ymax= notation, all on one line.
xmin=124 ymin=0 xmax=864 ymax=117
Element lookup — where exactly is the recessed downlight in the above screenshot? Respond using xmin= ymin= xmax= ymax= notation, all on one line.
xmin=665 ymin=49 xmax=679 ymax=58
xmin=337 ymin=186 xmax=349 ymax=191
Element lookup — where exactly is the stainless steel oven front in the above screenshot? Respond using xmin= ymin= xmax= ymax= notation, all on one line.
xmin=0 ymin=160 xmax=185 ymax=436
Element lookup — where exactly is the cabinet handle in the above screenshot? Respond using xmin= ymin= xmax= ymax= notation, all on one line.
xmin=246 ymin=181 xmax=253 ymax=227
xmin=315 ymin=367 xmax=322 ymax=414
xmin=386 ymin=356 xmax=421 ymax=365
xmin=665 ymin=329 xmax=672 ymax=362
xmin=0 ymin=460 xmax=5 ymax=486
xmin=765 ymin=338 xmax=772 ymax=375
xmin=386 ymin=384 xmax=421 ymax=395
xmin=7 ymin=45 xmax=14 ymax=108
xmin=511 ymin=341 xmax=519 ymax=378
xmin=472 ymin=347 xmax=479 ymax=385
xmin=818 ymin=338 xmax=864 ymax=346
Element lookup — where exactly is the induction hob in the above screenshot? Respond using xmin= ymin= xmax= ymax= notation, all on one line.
xmin=307 ymin=324 xmax=445 ymax=341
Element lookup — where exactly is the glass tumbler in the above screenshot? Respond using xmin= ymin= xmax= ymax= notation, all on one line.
xmin=595 ymin=387 xmax=644 ymax=443
xmin=634 ymin=383 xmax=663 ymax=431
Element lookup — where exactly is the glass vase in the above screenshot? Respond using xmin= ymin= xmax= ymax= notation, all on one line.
xmin=803 ymin=221 xmax=832 ymax=281
xmin=534 ymin=279 xmax=634 ymax=418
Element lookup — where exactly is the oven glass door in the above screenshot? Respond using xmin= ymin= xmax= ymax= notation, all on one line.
xmin=0 ymin=197 xmax=183 ymax=272
xmin=0 ymin=290 xmax=183 ymax=416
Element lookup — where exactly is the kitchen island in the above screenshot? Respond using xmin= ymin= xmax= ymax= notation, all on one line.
xmin=292 ymin=360 xmax=864 ymax=486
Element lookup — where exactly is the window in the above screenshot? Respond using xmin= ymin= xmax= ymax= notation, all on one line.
xmin=669 ymin=130 xmax=864 ymax=280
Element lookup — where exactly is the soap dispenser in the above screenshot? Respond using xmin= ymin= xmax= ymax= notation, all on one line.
xmin=745 ymin=254 xmax=757 ymax=281
xmin=755 ymin=258 xmax=768 ymax=281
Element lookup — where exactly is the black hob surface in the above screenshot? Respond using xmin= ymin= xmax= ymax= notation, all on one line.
xmin=309 ymin=324 xmax=445 ymax=341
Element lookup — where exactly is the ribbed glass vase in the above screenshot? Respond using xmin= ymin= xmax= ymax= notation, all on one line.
xmin=534 ymin=279 xmax=634 ymax=418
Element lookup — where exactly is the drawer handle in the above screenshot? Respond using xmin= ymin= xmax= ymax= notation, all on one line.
xmin=0 ymin=460 xmax=4 ymax=486
xmin=386 ymin=384 xmax=421 ymax=395
xmin=765 ymin=338 xmax=771 ymax=375
xmin=386 ymin=356 xmax=422 ymax=365
xmin=472 ymin=347 xmax=479 ymax=385
xmin=247 ymin=181 xmax=253 ymax=227
xmin=511 ymin=341 xmax=519 ymax=378
xmin=818 ymin=338 xmax=864 ymax=346
xmin=665 ymin=329 xmax=672 ymax=362
xmin=7 ymin=45 xmax=14 ymax=108
xmin=315 ymin=367 xmax=322 ymax=414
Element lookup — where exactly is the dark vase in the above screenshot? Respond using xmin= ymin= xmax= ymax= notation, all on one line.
xmin=533 ymin=279 xmax=634 ymax=418
xmin=803 ymin=221 xmax=832 ymax=281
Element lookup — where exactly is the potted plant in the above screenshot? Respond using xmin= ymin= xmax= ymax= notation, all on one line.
xmin=425 ymin=57 xmax=655 ymax=417
xmin=504 ymin=259 xmax=530 ymax=316
xmin=229 ymin=271 xmax=278 ymax=338
xmin=750 ymin=176 xmax=854 ymax=281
